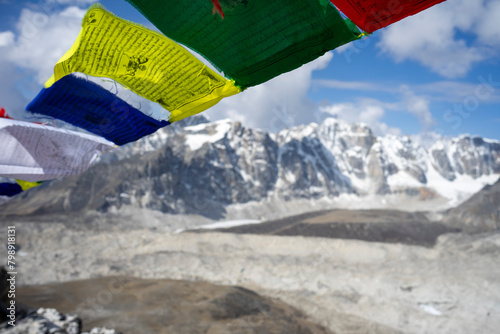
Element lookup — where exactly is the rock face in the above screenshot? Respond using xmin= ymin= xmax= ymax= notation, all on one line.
xmin=1 ymin=117 xmax=499 ymax=217
xmin=429 ymin=136 xmax=500 ymax=180
xmin=442 ymin=178 xmax=500 ymax=233
xmin=17 ymin=277 xmax=334 ymax=334
xmin=0 ymin=307 xmax=119 ymax=334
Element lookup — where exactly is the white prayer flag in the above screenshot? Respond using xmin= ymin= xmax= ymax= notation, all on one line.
xmin=0 ymin=118 xmax=114 ymax=181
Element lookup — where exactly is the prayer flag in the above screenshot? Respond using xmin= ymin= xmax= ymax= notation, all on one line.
xmin=46 ymin=5 xmax=241 ymax=123
xmin=0 ymin=118 xmax=114 ymax=182
xmin=329 ymin=0 xmax=446 ymax=33
xmin=29 ymin=75 xmax=170 ymax=145
xmin=0 ymin=183 xmax=22 ymax=197
xmin=125 ymin=0 xmax=362 ymax=88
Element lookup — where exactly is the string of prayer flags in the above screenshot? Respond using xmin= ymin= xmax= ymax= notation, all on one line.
xmin=28 ymin=74 xmax=170 ymax=145
xmin=0 ymin=118 xmax=114 ymax=182
xmin=0 ymin=179 xmax=41 ymax=198
xmin=329 ymin=0 xmax=446 ymax=33
xmin=125 ymin=0 xmax=362 ymax=88
xmin=45 ymin=5 xmax=241 ymax=123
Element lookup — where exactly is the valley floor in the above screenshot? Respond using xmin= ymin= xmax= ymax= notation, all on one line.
xmin=1 ymin=209 xmax=499 ymax=334
xmin=15 ymin=276 xmax=333 ymax=334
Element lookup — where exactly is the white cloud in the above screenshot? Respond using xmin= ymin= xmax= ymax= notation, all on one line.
xmin=45 ymin=0 xmax=95 ymax=4
xmin=0 ymin=31 xmax=14 ymax=47
xmin=414 ymin=81 xmax=483 ymax=102
xmin=377 ymin=0 xmax=499 ymax=78
xmin=314 ymin=78 xmax=500 ymax=104
xmin=205 ymin=53 xmax=333 ymax=132
xmin=399 ymin=85 xmax=435 ymax=129
xmin=313 ymin=79 xmax=391 ymax=92
xmin=0 ymin=1 xmax=91 ymax=118
xmin=319 ymin=100 xmax=401 ymax=136
xmin=0 ymin=59 xmax=29 ymax=118
xmin=476 ymin=1 xmax=500 ymax=46
xmin=8 ymin=6 xmax=86 ymax=84
xmin=316 ymin=84 xmax=436 ymax=134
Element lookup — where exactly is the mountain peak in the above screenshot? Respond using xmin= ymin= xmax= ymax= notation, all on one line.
xmin=1 ymin=118 xmax=499 ymax=217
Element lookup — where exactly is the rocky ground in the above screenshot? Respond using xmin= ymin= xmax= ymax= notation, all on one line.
xmin=16 ymin=277 xmax=333 ymax=334
xmin=0 ymin=206 xmax=499 ymax=334
xmin=443 ymin=178 xmax=500 ymax=233
xmin=1 ymin=106 xmax=499 ymax=334
xmin=202 ymin=209 xmax=459 ymax=247
xmin=1 ymin=307 xmax=119 ymax=334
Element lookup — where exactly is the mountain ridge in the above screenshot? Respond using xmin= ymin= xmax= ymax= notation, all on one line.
xmin=1 ymin=116 xmax=499 ymax=218
xmin=442 ymin=178 xmax=500 ymax=233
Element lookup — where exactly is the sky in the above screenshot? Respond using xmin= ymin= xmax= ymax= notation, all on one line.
xmin=0 ymin=0 xmax=499 ymax=140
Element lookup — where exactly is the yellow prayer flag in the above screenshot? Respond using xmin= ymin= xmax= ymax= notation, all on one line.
xmin=16 ymin=179 xmax=42 ymax=191
xmin=45 ymin=5 xmax=241 ymax=122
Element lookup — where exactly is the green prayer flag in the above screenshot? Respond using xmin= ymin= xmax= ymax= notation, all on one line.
xmin=126 ymin=0 xmax=361 ymax=88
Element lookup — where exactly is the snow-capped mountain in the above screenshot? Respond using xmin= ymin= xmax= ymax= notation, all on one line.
xmin=1 ymin=117 xmax=499 ymax=216
xmin=275 ymin=118 xmax=499 ymax=202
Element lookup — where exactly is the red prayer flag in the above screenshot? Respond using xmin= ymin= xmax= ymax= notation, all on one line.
xmin=330 ymin=0 xmax=446 ymax=33
xmin=0 ymin=108 xmax=13 ymax=119
xmin=211 ymin=0 xmax=224 ymax=18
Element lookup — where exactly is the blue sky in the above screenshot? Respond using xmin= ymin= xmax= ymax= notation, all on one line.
xmin=0 ymin=0 xmax=499 ymax=140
